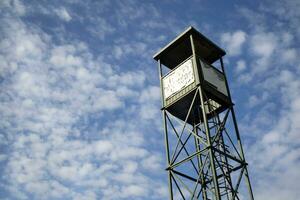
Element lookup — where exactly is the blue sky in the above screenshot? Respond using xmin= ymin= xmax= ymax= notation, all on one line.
xmin=0 ymin=0 xmax=300 ymax=199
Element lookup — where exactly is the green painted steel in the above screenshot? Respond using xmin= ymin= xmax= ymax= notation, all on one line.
xmin=154 ymin=26 xmax=255 ymax=200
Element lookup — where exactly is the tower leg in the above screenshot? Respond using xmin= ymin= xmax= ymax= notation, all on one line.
xmin=158 ymin=59 xmax=174 ymax=200
xmin=163 ymin=110 xmax=173 ymax=200
xmin=163 ymin=110 xmax=174 ymax=200
xmin=230 ymin=108 xmax=254 ymax=200
xmin=198 ymin=87 xmax=221 ymax=200
xmin=220 ymin=57 xmax=255 ymax=200
xmin=194 ymin=125 xmax=208 ymax=200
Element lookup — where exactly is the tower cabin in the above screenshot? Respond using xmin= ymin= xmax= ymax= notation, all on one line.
xmin=154 ymin=26 xmax=232 ymax=125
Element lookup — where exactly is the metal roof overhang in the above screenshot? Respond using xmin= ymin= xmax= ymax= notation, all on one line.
xmin=153 ymin=26 xmax=226 ymax=69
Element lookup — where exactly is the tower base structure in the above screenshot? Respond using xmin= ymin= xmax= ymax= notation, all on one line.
xmin=161 ymin=85 xmax=254 ymax=200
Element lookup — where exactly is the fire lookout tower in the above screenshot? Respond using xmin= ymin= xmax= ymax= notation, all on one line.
xmin=153 ymin=27 xmax=254 ymax=200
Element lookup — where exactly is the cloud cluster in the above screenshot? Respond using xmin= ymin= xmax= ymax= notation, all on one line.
xmin=0 ymin=3 xmax=167 ymax=199
xmin=223 ymin=1 xmax=300 ymax=199
xmin=54 ymin=7 xmax=72 ymax=22
xmin=1 ymin=0 xmax=299 ymax=200
xmin=221 ymin=30 xmax=247 ymax=56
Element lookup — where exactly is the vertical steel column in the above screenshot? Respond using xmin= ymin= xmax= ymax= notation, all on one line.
xmin=158 ymin=59 xmax=174 ymax=200
xmin=194 ymin=125 xmax=208 ymax=200
xmin=189 ymin=35 xmax=200 ymax=85
xmin=190 ymin=35 xmax=207 ymax=199
xmin=220 ymin=57 xmax=254 ymax=200
xmin=213 ymin=109 xmax=233 ymax=200
xmin=198 ymin=87 xmax=221 ymax=200
xmin=190 ymin=34 xmax=221 ymax=200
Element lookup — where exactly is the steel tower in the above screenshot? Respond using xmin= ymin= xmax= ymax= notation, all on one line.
xmin=153 ymin=27 xmax=254 ymax=200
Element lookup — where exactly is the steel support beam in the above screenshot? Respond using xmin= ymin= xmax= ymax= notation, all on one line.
xmin=220 ymin=57 xmax=255 ymax=200
xmin=158 ymin=59 xmax=174 ymax=200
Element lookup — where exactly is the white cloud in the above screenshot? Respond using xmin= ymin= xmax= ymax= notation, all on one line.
xmin=236 ymin=59 xmax=246 ymax=73
xmin=94 ymin=140 xmax=114 ymax=154
xmin=238 ymin=31 xmax=300 ymax=200
xmin=229 ymin=2 xmax=300 ymax=199
xmin=141 ymin=154 xmax=163 ymax=171
xmin=122 ymin=161 xmax=138 ymax=173
xmin=54 ymin=7 xmax=72 ymax=22
xmin=0 ymin=12 xmax=165 ymax=200
xmin=250 ymin=32 xmax=277 ymax=58
xmin=49 ymin=45 xmax=83 ymax=67
xmin=248 ymin=95 xmax=259 ymax=107
xmin=121 ymin=185 xmax=147 ymax=198
xmin=282 ymin=48 xmax=297 ymax=63
xmin=139 ymin=86 xmax=161 ymax=120
xmin=0 ymin=154 xmax=7 ymax=162
xmin=0 ymin=0 xmax=26 ymax=16
xmin=110 ymin=40 xmax=149 ymax=60
xmin=237 ymin=72 xmax=252 ymax=83
xmin=139 ymin=86 xmax=160 ymax=102
xmin=5 ymin=1 xmax=300 ymax=200
xmin=87 ymin=17 xmax=115 ymax=40
xmin=235 ymin=30 xmax=296 ymax=83
xmin=221 ymin=30 xmax=247 ymax=56
xmin=107 ymin=71 xmax=146 ymax=88
xmin=247 ymin=92 xmax=268 ymax=108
